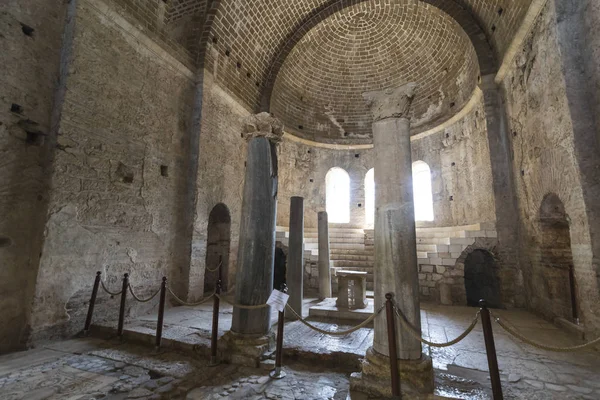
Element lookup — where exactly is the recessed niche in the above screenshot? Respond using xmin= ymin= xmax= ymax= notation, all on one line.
xmin=25 ymin=131 xmax=43 ymax=146
xmin=309 ymin=179 xmax=314 ymax=183
xmin=21 ymin=23 xmax=34 ymax=37
xmin=116 ymin=162 xmax=134 ymax=184
xmin=11 ymin=103 xmax=23 ymax=114
xmin=298 ymin=125 xmax=304 ymax=130
xmin=355 ymin=154 xmax=359 ymax=158
xmin=0 ymin=237 xmax=12 ymax=247
xmin=357 ymin=203 xmax=362 ymax=207
xmin=160 ymin=165 xmax=169 ymax=177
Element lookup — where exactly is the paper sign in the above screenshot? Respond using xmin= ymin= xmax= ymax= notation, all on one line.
xmin=267 ymin=289 xmax=289 ymax=313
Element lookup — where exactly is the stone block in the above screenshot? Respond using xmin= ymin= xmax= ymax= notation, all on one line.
xmin=421 ymin=265 xmax=434 ymax=273
xmin=442 ymin=259 xmax=456 ymax=266
xmin=435 ymin=266 xmax=446 ymax=274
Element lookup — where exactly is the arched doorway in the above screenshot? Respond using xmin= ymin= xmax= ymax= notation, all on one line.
xmin=464 ymin=250 xmax=501 ymax=308
xmin=204 ymin=203 xmax=231 ymax=294
xmin=538 ymin=193 xmax=578 ymax=322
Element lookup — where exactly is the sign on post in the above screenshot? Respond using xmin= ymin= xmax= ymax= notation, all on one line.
xmin=267 ymin=289 xmax=289 ymax=313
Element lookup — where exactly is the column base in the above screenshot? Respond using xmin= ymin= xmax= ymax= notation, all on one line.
xmin=350 ymin=347 xmax=434 ymax=398
xmin=218 ymin=331 xmax=274 ymax=368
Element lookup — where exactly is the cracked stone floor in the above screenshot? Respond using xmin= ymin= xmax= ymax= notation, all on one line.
xmin=3 ymin=300 xmax=598 ymax=399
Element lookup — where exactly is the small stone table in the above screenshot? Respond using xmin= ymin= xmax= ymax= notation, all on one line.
xmin=336 ymin=270 xmax=368 ymax=309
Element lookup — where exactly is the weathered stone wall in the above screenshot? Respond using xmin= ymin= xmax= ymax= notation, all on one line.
xmin=411 ymin=98 xmax=497 ymax=229
xmin=189 ymin=72 xmax=249 ymax=300
xmin=278 ymin=99 xmax=496 ymax=230
xmin=29 ymin=0 xmax=196 ymax=342
xmin=277 ymin=141 xmax=374 ymax=229
xmin=502 ymin=0 xmax=600 ymax=336
xmin=0 ymin=0 xmax=68 ymax=353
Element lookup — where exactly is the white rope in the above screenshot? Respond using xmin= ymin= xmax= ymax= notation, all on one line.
xmin=128 ymin=284 xmax=161 ymax=303
xmin=285 ymin=303 xmax=384 ymax=336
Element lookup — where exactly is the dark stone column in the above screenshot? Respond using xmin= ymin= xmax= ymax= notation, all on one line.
xmin=231 ymin=113 xmax=283 ymax=336
xmin=286 ymin=196 xmax=304 ymax=319
xmin=318 ymin=211 xmax=332 ymax=299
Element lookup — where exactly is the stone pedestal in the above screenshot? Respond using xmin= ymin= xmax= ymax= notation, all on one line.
xmin=230 ymin=112 xmax=282 ymax=342
xmin=318 ymin=211 xmax=332 ymax=299
xmin=218 ymin=331 xmax=274 ymax=368
xmin=287 ymin=196 xmax=304 ymax=320
xmin=336 ymin=270 xmax=367 ymax=309
xmin=351 ymin=84 xmax=433 ymax=396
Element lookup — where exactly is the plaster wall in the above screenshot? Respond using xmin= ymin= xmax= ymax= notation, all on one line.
xmin=0 ymin=0 xmax=67 ymax=353
xmin=29 ymin=0 xmax=196 ymax=341
xmin=502 ymin=0 xmax=600 ymax=335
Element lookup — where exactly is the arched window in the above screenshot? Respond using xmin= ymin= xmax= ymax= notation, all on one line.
xmin=326 ymin=167 xmax=350 ymax=223
xmin=365 ymin=168 xmax=375 ymax=227
xmin=412 ymin=161 xmax=434 ymax=221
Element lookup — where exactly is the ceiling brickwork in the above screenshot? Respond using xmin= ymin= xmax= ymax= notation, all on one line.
xmin=270 ymin=1 xmax=480 ymax=143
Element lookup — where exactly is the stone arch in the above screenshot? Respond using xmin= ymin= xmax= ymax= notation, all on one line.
xmin=536 ymin=193 xmax=578 ymax=322
xmin=454 ymin=238 xmax=501 ymax=307
xmin=204 ymin=203 xmax=232 ymax=294
xmin=259 ymin=0 xmax=497 ymax=112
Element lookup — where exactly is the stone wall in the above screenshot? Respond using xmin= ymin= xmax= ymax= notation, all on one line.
xmin=189 ymin=72 xmax=249 ymax=300
xmin=29 ymin=0 xmax=196 ymax=342
xmin=502 ymin=0 xmax=600 ymax=336
xmin=0 ymin=0 xmax=68 ymax=353
xmin=277 ymin=140 xmax=374 ymax=229
xmin=277 ymin=97 xmax=496 ymax=230
xmin=411 ymin=98 xmax=497 ymax=228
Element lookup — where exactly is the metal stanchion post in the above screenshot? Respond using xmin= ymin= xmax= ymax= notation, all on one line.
xmin=83 ymin=271 xmax=101 ymax=335
xmin=270 ymin=284 xmax=288 ymax=379
xmin=385 ymin=293 xmax=402 ymax=399
xmin=480 ymin=299 xmax=504 ymax=400
xmin=117 ymin=273 xmax=129 ymax=337
xmin=210 ymin=279 xmax=222 ymax=366
xmin=155 ymin=277 xmax=167 ymax=349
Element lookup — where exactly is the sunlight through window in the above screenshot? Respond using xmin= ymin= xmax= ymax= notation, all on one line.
xmin=326 ymin=167 xmax=350 ymax=223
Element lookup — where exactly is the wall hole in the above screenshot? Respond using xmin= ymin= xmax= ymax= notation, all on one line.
xmin=521 ymin=170 xmax=525 ymax=176
xmin=116 ymin=162 xmax=134 ymax=184
xmin=225 ymin=49 xmax=230 ymax=57
xmin=160 ymin=165 xmax=169 ymax=177
xmin=255 ymin=81 xmax=260 ymax=87
xmin=498 ymin=7 xmax=504 ymax=16
xmin=449 ymin=196 xmax=454 ymax=201
xmin=298 ymin=125 xmax=304 ymax=130
xmin=491 ymin=25 xmax=497 ymax=32
xmin=357 ymin=203 xmax=362 ymax=207
xmin=21 ymin=23 xmax=34 ymax=37
xmin=246 ymin=72 xmax=251 ymax=78
xmin=354 ymin=154 xmax=359 ymax=158
xmin=307 ymin=150 xmax=311 ymax=154
xmin=236 ymin=62 xmax=241 ymax=69
xmin=0 ymin=237 xmax=12 ymax=247
xmin=451 ymin=162 xmax=456 ymax=166
xmin=449 ymin=102 xmax=455 ymax=108
xmin=445 ymin=133 xmax=450 ymax=138
xmin=11 ymin=103 xmax=23 ymax=114
xmin=26 ymin=131 xmax=43 ymax=146
xmin=212 ymin=36 xmax=218 ymax=44
xmin=309 ymin=178 xmax=314 ymax=183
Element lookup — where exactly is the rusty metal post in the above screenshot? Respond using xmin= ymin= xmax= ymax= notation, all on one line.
xmin=155 ymin=277 xmax=167 ymax=349
xmin=117 ymin=273 xmax=129 ymax=337
xmin=83 ymin=271 xmax=101 ymax=334
xmin=480 ymin=299 xmax=503 ymax=400
xmin=568 ymin=265 xmax=579 ymax=323
xmin=209 ymin=278 xmax=222 ymax=366
xmin=270 ymin=284 xmax=288 ymax=380
xmin=385 ymin=293 xmax=402 ymax=399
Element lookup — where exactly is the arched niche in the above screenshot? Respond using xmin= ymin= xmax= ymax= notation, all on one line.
xmin=204 ymin=203 xmax=232 ymax=294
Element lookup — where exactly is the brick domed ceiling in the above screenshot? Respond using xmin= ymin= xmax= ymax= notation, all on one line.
xmin=270 ymin=1 xmax=480 ymax=144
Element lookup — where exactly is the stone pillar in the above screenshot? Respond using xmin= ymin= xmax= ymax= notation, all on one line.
xmin=230 ymin=113 xmax=283 ymax=336
xmin=287 ymin=196 xmax=304 ymax=319
xmin=351 ymin=84 xmax=433 ymax=397
xmin=318 ymin=211 xmax=332 ymax=299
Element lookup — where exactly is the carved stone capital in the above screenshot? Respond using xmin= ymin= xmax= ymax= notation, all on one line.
xmin=242 ymin=112 xmax=284 ymax=143
xmin=363 ymin=83 xmax=417 ymax=122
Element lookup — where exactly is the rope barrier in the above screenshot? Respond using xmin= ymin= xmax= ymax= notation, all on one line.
xmin=215 ymin=293 xmax=270 ymax=310
xmin=285 ymin=303 xmax=385 ymax=336
xmin=205 ymin=261 xmax=222 ymax=273
xmin=167 ymin=286 xmax=216 ymax=306
xmin=491 ymin=312 xmax=600 ymax=352
xmin=393 ymin=303 xmax=480 ymax=347
xmin=128 ymin=284 xmax=161 ymax=303
xmin=100 ymin=279 xmax=123 ymax=296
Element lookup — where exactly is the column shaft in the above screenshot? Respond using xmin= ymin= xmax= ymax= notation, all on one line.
xmin=231 ymin=136 xmax=277 ymax=335
xmin=373 ymin=117 xmax=422 ymax=360
xmin=287 ymin=196 xmax=304 ymax=318
xmin=318 ymin=211 xmax=332 ymax=299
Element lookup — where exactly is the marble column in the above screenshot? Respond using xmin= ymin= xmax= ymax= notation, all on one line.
xmin=351 ymin=84 xmax=433 ymax=397
xmin=318 ymin=211 xmax=332 ymax=299
xmin=287 ymin=196 xmax=304 ymax=319
xmin=231 ymin=112 xmax=283 ymax=336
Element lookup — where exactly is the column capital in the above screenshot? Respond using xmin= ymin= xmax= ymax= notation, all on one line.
xmin=363 ymin=83 xmax=417 ymax=122
xmin=242 ymin=112 xmax=284 ymax=143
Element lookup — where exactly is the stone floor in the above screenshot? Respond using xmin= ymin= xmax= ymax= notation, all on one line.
xmin=50 ymin=298 xmax=600 ymax=399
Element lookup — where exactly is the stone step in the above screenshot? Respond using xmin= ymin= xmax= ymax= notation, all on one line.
xmin=304 ymin=237 xmax=365 ymax=244
xmin=416 ymin=237 xmax=451 ymax=245
xmin=305 ymin=243 xmax=365 ymax=251
xmin=330 ymin=254 xmax=374 ymax=262
xmin=330 ymin=249 xmax=374 ymax=256
xmin=333 ymin=267 xmax=374 ymax=280
xmin=332 ymin=260 xmax=374 ymax=269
